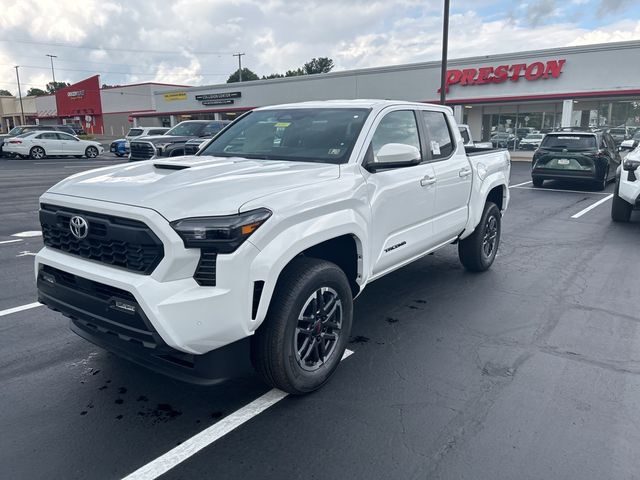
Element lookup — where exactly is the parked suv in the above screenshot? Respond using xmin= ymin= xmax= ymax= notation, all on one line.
xmin=110 ymin=127 xmax=169 ymax=157
xmin=611 ymin=146 xmax=640 ymax=222
xmin=183 ymin=121 xmax=230 ymax=155
xmin=531 ymin=130 xmax=621 ymax=190
xmin=36 ymin=100 xmax=510 ymax=393
xmin=129 ymin=120 xmax=226 ymax=161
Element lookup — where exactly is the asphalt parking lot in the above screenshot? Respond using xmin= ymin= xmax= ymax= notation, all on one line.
xmin=1 ymin=154 xmax=640 ymax=480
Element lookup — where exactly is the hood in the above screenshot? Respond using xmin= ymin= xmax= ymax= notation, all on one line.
xmin=46 ymin=155 xmax=340 ymax=220
xmin=135 ymin=134 xmax=192 ymax=144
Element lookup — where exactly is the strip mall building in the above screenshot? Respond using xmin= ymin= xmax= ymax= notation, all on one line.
xmin=32 ymin=76 xmax=187 ymax=135
xmin=133 ymin=40 xmax=640 ymax=143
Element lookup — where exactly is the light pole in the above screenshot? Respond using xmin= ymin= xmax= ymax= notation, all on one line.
xmin=439 ymin=0 xmax=450 ymax=105
xmin=14 ymin=66 xmax=25 ymax=125
xmin=46 ymin=54 xmax=57 ymax=84
xmin=233 ymin=52 xmax=245 ymax=82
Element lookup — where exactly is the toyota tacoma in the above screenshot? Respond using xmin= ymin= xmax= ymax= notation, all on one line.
xmin=36 ymin=100 xmax=510 ymax=394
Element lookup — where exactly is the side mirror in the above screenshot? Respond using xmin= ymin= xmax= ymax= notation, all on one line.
xmin=619 ymin=140 xmax=635 ymax=151
xmin=366 ymin=143 xmax=421 ymax=172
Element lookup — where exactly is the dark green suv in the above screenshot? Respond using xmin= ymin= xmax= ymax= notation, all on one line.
xmin=531 ymin=130 xmax=621 ymax=190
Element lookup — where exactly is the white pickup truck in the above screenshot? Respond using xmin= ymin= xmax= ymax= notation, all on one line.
xmin=35 ymin=100 xmax=510 ymax=394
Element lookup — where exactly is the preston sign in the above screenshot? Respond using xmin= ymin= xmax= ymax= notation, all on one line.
xmin=439 ymin=59 xmax=566 ymax=93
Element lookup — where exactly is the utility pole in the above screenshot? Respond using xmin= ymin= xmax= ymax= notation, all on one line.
xmin=46 ymin=54 xmax=57 ymax=84
xmin=233 ymin=52 xmax=245 ymax=82
xmin=439 ymin=0 xmax=450 ymax=105
xmin=14 ymin=66 xmax=25 ymax=125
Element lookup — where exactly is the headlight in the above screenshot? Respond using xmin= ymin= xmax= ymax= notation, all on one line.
xmin=623 ymin=158 xmax=640 ymax=171
xmin=170 ymin=208 xmax=272 ymax=253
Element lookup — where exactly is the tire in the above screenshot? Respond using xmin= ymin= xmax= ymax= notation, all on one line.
xmin=611 ymin=178 xmax=632 ymax=222
xmin=532 ymin=177 xmax=544 ymax=187
xmin=251 ymin=257 xmax=353 ymax=395
xmin=29 ymin=146 xmax=45 ymax=159
xmin=85 ymin=146 xmax=99 ymax=158
xmin=458 ymin=202 xmax=501 ymax=272
xmin=593 ymin=168 xmax=608 ymax=191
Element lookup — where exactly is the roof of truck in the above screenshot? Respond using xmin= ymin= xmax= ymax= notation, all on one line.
xmin=257 ymin=99 xmax=447 ymax=111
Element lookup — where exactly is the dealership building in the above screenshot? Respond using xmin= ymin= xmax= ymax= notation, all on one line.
xmin=132 ymin=40 xmax=640 ymax=143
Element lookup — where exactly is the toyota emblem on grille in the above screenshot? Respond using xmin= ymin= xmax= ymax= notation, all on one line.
xmin=69 ymin=216 xmax=89 ymax=239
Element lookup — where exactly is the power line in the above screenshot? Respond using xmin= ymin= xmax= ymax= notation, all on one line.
xmin=0 ymin=63 xmax=229 ymax=77
xmin=0 ymin=38 xmax=235 ymax=56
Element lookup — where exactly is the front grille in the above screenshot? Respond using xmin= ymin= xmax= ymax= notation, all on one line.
xmin=130 ymin=141 xmax=155 ymax=160
xmin=40 ymin=204 xmax=164 ymax=274
xmin=194 ymin=249 xmax=217 ymax=286
xmin=184 ymin=142 xmax=203 ymax=155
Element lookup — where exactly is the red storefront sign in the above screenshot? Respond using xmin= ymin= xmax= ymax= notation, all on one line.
xmin=439 ymin=59 xmax=566 ymax=93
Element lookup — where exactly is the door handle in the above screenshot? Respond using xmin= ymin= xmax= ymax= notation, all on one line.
xmin=420 ymin=175 xmax=437 ymax=187
xmin=459 ymin=167 xmax=472 ymax=178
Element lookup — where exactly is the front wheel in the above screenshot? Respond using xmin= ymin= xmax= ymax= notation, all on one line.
xmin=458 ymin=202 xmax=501 ymax=272
xmin=85 ymin=146 xmax=99 ymax=158
xmin=251 ymin=257 xmax=353 ymax=395
xmin=611 ymin=178 xmax=632 ymax=222
xmin=532 ymin=177 xmax=544 ymax=187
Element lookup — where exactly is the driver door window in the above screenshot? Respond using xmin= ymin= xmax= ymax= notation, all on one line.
xmin=370 ymin=110 xmax=422 ymax=163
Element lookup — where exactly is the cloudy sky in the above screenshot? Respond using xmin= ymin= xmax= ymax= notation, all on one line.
xmin=0 ymin=0 xmax=638 ymax=94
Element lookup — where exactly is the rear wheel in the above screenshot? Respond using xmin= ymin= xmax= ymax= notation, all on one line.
xmin=532 ymin=177 xmax=544 ymax=187
xmin=458 ymin=202 xmax=501 ymax=272
xmin=611 ymin=178 xmax=632 ymax=222
xmin=594 ymin=168 xmax=609 ymax=191
xmin=85 ymin=146 xmax=99 ymax=158
xmin=251 ymin=257 xmax=353 ymax=395
xmin=29 ymin=146 xmax=45 ymax=159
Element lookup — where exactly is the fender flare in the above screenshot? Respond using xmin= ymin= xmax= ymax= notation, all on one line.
xmin=248 ymin=210 xmax=367 ymax=329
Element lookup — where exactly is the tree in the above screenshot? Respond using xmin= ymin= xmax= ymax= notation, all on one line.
xmin=102 ymin=83 xmax=122 ymax=88
xmin=26 ymin=87 xmax=47 ymax=96
xmin=284 ymin=68 xmax=304 ymax=77
xmin=0 ymin=89 xmax=12 ymax=96
xmin=227 ymin=68 xmax=259 ymax=83
xmin=303 ymin=57 xmax=334 ymax=75
xmin=262 ymin=73 xmax=285 ymax=80
xmin=46 ymin=81 xmax=71 ymax=94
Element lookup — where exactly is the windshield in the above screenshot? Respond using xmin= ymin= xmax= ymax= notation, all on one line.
xmin=609 ymin=129 xmax=625 ymax=135
xmin=541 ymin=135 xmax=597 ymax=150
xmin=166 ymin=122 xmax=208 ymax=137
xmin=525 ymin=134 xmax=543 ymax=139
xmin=8 ymin=127 xmax=24 ymax=136
xmin=127 ymin=128 xmax=144 ymax=137
xmin=200 ymin=108 xmax=371 ymax=164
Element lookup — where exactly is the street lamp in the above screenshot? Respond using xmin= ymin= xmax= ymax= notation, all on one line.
xmin=46 ymin=54 xmax=57 ymax=84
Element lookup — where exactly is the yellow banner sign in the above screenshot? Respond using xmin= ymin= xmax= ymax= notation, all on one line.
xmin=163 ymin=92 xmax=187 ymax=101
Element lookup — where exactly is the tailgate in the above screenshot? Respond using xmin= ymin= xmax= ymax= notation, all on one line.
xmin=534 ymin=152 xmax=595 ymax=171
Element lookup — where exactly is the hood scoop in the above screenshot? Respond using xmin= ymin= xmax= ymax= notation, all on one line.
xmin=153 ymin=163 xmax=191 ymax=171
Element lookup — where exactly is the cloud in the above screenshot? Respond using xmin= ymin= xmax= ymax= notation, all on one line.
xmin=0 ymin=0 xmax=638 ymax=94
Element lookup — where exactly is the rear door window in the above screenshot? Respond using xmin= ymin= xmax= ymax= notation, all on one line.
xmin=540 ymin=135 xmax=597 ymax=151
xmin=422 ymin=111 xmax=454 ymax=159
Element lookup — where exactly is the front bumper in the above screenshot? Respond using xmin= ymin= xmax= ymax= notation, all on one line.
xmin=619 ymin=169 xmax=640 ymax=206
xmin=35 ymin=193 xmax=263 ymax=357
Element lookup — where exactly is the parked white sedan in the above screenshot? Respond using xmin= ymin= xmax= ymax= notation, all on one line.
xmin=3 ymin=131 xmax=104 ymax=159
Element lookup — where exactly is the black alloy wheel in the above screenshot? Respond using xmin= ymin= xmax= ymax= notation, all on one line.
xmin=294 ymin=287 xmax=343 ymax=372
xmin=482 ymin=215 xmax=499 ymax=260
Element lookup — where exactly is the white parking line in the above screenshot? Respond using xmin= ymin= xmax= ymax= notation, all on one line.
xmin=0 ymin=239 xmax=23 ymax=245
xmin=509 ymin=180 xmax=532 ymax=188
xmin=0 ymin=302 xmax=42 ymax=317
xmin=571 ymin=194 xmax=614 ymax=219
xmin=511 ymin=186 xmax=611 ymax=195
xmin=11 ymin=231 xmax=42 ymax=238
xmin=123 ymin=349 xmax=355 ymax=480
